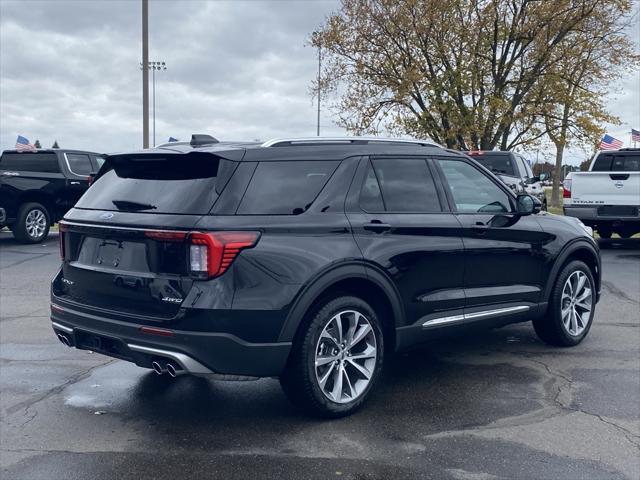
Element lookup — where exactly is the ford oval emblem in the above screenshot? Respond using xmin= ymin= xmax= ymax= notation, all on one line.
xmin=99 ymin=212 xmax=114 ymax=220
xmin=614 ymin=181 xmax=624 ymax=189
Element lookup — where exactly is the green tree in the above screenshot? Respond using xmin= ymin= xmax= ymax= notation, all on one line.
xmin=34 ymin=139 xmax=42 ymax=149
xmin=312 ymin=0 xmax=635 ymax=151
xmin=52 ymin=140 xmax=60 ymax=149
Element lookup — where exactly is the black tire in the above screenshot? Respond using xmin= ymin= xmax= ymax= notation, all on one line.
xmin=533 ymin=260 xmax=596 ymax=347
xmin=279 ymin=295 xmax=384 ymax=418
xmin=542 ymin=199 xmax=548 ymax=211
xmin=598 ymin=228 xmax=612 ymax=239
xmin=12 ymin=202 xmax=50 ymax=244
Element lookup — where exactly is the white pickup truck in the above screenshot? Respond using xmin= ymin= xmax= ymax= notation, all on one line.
xmin=563 ymin=148 xmax=640 ymax=238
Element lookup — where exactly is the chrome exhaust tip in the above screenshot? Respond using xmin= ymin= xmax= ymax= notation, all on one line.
xmin=151 ymin=361 xmax=166 ymax=375
xmin=166 ymin=362 xmax=183 ymax=378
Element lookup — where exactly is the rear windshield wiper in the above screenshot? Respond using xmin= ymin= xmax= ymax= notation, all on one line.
xmin=112 ymin=200 xmax=157 ymax=211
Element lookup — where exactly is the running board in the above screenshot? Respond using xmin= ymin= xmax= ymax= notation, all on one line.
xmin=422 ymin=305 xmax=530 ymax=328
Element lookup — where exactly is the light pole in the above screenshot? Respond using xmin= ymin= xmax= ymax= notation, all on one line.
xmin=312 ymin=31 xmax=322 ymax=137
xmin=142 ymin=0 xmax=149 ymax=148
xmin=140 ymin=61 xmax=167 ymax=147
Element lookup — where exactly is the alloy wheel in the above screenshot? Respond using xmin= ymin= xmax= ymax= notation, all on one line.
xmin=561 ymin=271 xmax=593 ymax=336
xmin=314 ymin=310 xmax=377 ymax=404
xmin=25 ymin=209 xmax=47 ymax=239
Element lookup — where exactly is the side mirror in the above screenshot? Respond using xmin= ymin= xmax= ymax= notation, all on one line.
xmin=516 ymin=194 xmax=541 ymax=215
xmin=539 ymin=172 xmax=548 ymax=182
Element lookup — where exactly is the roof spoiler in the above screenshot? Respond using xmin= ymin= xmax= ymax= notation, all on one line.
xmin=190 ymin=134 xmax=219 ymax=147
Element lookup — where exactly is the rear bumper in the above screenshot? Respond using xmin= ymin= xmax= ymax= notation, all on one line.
xmin=563 ymin=206 xmax=640 ymax=224
xmin=50 ymin=302 xmax=292 ymax=378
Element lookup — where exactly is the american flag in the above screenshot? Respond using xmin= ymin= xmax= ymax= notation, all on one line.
xmin=599 ymin=134 xmax=623 ymax=150
xmin=632 ymin=129 xmax=640 ymax=142
xmin=15 ymin=135 xmax=37 ymax=152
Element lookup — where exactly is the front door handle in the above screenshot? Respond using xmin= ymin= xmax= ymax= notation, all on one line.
xmin=471 ymin=222 xmax=488 ymax=235
xmin=364 ymin=220 xmax=391 ymax=233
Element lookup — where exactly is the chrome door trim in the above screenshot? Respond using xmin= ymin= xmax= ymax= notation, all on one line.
xmin=422 ymin=305 xmax=530 ymax=328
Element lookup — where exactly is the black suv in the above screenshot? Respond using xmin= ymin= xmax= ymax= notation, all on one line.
xmin=0 ymin=149 xmax=103 ymax=243
xmin=51 ymin=136 xmax=601 ymax=417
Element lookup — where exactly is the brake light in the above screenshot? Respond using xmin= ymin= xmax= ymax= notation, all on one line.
xmin=563 ymin=177 xmax=572 ymax=198
xmin=58 ymin=222 xmax=69 ymax=260
xmin=467 ymin=150 xmax=483 ymax=156
xmin=87 ymin=175 xmax=94 ymax=186
xmin=189 ymin=231 xmax=260 ymax=278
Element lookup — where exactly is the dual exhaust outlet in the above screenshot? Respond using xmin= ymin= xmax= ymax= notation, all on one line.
xmin=151 ymin=359 xmax=184 ymax=378
xmin=57 ymin=333 xmax=72 ymax=347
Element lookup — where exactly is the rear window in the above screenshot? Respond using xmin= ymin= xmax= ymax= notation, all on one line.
xmin=237 ymin=161 xmax=339 ymax=215
xmin=472 ymin=153 xmax=516 ymax=177
xmin=360 ymin=158 xmax=441 ymax=213
xmin=592 ymin=153 xmax=640 ymax=171
xmin=65 ymin=153 xmax=93 ymax=176
xmin=75 ymin=155 xmax=222 ymax=214
xmin=0 ymin=152 xmax=60 ymax=173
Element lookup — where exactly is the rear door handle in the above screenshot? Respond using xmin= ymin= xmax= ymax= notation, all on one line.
xmin=364 ymin=220 xmax=391 ymax=233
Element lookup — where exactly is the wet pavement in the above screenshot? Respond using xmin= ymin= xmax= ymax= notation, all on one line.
xmin=1 ymin=231 xmax=639 ymax=479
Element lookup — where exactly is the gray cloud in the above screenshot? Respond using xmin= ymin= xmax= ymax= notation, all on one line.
xmin=1 ymin=0 xmax=638 ymax=165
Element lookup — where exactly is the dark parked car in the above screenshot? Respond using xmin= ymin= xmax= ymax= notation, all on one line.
xmin=0 ymin=149 xmax=104 ymax=243
xmin=467 ymin=150 xmax=548 ymax=210
xmin=50 ymin=136 xmax=600 ymax=417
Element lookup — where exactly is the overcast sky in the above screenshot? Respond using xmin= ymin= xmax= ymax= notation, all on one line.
xmin=1 ymin=0 xmax=638 ymax=165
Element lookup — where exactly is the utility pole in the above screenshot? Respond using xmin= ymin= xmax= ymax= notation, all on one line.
xmin=142 ymin=0 xmax=149 ymax=148
xmin=316 ymin=42 xmax=321 ymax=137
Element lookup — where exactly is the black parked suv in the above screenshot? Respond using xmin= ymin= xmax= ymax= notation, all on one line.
xmin=50 ymin=136 xmax=601 ymax=417
xmin=0 ymin=149 xmax=103 ymax=243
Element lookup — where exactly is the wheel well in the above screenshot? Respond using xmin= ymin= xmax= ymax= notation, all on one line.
xmin=298 ymin=277 xmax=397 ymax=354
xmin=18 ymin=192 xmax=55 ymax=222
xmin=563 ymin=247 xmax=600 ymax=291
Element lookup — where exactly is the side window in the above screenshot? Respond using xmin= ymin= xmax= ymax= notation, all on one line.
xmin=237 ymin=161 xmax=339 ymax=215
xmin=0 ymin=153 xmax=59 ymax=173
xmin=369 ymin=158 xmax=441 ymax=212
xmin=95 ymin=156 xmax=106 ymax=168
xmin=621 ymin=155 xmax=640 ymax=171
xmin=359 ymin=161 xmax=385 ymax=212
xmin=65 ymin=153 xmax=93 ymax=176
xmin=519 ymin=156 xmax=533 ymax=179
xmin=437 ymin=159 xmax=512 ymax=213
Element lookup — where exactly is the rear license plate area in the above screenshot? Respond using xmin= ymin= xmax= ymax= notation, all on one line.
xmin=75 ymin=330 xmax=128 ymax=357
xmin=597 ymin=206 xmax=638 ymax=217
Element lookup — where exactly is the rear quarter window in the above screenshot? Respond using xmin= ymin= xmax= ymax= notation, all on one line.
xmin=237 ymin=161 xmax=339 ymax=215
xmin=65 ymin=153 xmax=93 ymax=176
xmin=0 ymin=152 xmax=60 ymax=173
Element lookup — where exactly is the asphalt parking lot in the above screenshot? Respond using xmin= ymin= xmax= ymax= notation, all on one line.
xmin=0 ymin=230 xmax=638 ymax=480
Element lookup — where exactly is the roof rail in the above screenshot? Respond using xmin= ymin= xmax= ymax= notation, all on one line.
xmin=261 ymin=136 xmax=440 ymax=148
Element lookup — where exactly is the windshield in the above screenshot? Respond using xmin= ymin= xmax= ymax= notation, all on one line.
xmin=472 ymin=154 xmax=516 ymax=177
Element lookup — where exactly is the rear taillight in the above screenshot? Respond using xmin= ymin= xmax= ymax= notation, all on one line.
xmin=188 ymin=231 xmax=260 ymax=278
xmin=58 ymin=222 xmax=69 ymax=260
xmin=563 ymin=177 xmax=572 ymax=198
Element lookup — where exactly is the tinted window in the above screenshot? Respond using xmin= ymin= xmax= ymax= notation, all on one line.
xmin=519 ymin=156 xmax=533 ymax=179
xmin=359 ymin=162 xmax=385 ymax=212
xmin=237 ymin=161 xmax=339 ymax=215
xmin=472 ymin=153 xmax=516 ymax=177
xmin=612 ymin=154 xmax=640 ymax=172
xmin=66 ymin=153 xmax=93 ymax=176
xmin=438 ymin=159 xmax=512 ymax=213
xmin=0 ymin=152 xmax=59 ymax=173
xmin=591 ymin=154 xmax=612 ymax=171
xmin=592 ymin=153 xmax=640 ymax=171
xmin=76 ymin=155 xmax=221 ymax=214
xmin=368 ymin=158 xmax=441 ymax=212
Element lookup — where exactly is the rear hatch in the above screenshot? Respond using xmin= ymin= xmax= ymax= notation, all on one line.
xmin=56 ymin=151 xmax=236 ymax=319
